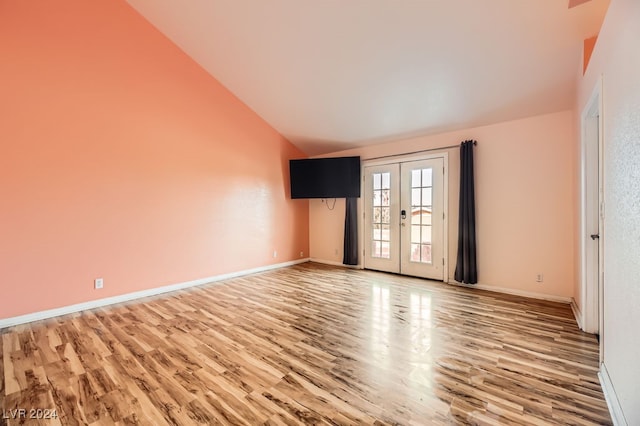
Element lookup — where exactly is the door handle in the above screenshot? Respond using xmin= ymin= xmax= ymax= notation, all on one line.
xmin=590 ymin=234 xmax=600 ymax=240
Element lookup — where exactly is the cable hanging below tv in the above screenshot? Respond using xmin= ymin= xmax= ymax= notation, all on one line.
xmin=289 ymin=156 xmax=361 ymax=199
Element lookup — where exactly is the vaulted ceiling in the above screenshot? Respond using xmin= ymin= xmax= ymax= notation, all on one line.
xmin=125 ymin=0 xmax=609 ymax=155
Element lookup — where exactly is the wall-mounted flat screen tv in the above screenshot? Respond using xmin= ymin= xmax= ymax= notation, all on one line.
xmin=289 ymin=156 xmax=361 ymax=199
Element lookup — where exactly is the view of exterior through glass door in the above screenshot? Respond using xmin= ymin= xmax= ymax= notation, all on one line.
xmin=363 ymin=157 xmax=446 ymax=281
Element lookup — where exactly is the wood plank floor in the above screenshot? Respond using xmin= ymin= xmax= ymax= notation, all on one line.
xmin=0 ymin=263 xmax=611 ymax=425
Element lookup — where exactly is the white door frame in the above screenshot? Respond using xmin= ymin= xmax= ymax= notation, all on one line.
xmin=579 ymin=76 xmax=604 ymax=352
xmin=359 ymin=152 xmax=449 ymax=282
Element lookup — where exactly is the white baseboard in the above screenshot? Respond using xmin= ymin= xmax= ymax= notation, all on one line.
xmin=0 ymin=258 xmax=310 ymax=330
xmin=447 ymin=280 xmax=572 ymax=304
xmin=599 ymin=362 xmax=628 ymax=426
xmin=570 ymin=297 xmax=584 ymax=329
xmin=309 ymin=258 xmax=362 ymax=269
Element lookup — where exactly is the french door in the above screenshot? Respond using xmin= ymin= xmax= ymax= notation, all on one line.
xmin=363 ymin=157 xmax=446 ymax=280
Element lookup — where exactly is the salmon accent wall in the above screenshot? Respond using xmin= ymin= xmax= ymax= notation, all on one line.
xmin=310 ymin=111 xmax=575 ymax=300
xmin=0 ymin=0 xmax=308 ymax=320
xmin=583 ymin=35 xmax=598 ymax=74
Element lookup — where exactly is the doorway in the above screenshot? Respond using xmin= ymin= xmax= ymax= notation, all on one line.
xmin=580 ymin=77 xmax=604 ymax=350
xmin=362 ymin=155 xmax=448 ymax=281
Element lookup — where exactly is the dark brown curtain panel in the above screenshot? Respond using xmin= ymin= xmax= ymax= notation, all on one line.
xmin=343 ymin=197 xmax=358 ymax=265
xmin=455 ymin=140 xmax=478 ymax=283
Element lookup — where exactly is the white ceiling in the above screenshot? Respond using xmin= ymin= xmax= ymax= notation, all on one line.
xmin=125 ymin=0 xmax=609 ymax=155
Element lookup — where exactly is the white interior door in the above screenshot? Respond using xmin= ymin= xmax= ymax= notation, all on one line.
xmin=363 ymin=157 xmax=445 ymax=281
xmin=585 ymin=113 xmax=600 ymax=335
xmin=581 ymin=78 xmax=603 ymax=342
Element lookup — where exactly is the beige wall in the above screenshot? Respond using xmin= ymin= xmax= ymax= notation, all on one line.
xmin=310 ymin=110 xmax=575 ymax=300
xmin=576 ymin=0 xmax=640 ymax=422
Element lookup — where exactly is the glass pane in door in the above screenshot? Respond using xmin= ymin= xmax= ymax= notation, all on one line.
xmin=371 ymin=172 xmax=391 ymax=259
xmin=409 ymin=168 xmax=433 ymax=264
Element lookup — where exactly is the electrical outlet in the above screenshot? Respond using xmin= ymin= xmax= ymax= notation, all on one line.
xmin=94 ymin=278 xmax=104 ymax=289
xmin=300 ymin=251 xmax=304 ymax=258
xmin=273 ymin=250 xmax=277 ymax=258
xmin=536 ymin=274 xmax=544 ymax=283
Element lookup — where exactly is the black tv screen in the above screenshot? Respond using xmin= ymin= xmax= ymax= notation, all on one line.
xmin=289 ymin=156 xmax=361 ymax=199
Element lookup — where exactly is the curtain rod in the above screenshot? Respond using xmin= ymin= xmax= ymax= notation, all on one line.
xmin=364 ymin=140 xmax=476 ymax=161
